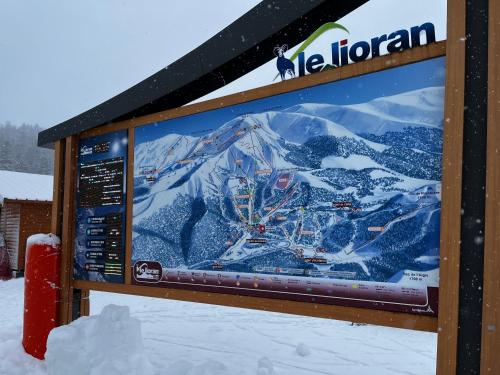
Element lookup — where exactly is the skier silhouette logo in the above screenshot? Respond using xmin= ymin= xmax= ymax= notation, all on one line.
xmin=273 ymin=44 xmax=295 ymax=81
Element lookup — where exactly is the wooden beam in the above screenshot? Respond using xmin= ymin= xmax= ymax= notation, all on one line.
xmin=3 ymin=199 xmax=52 ymax=206
xmin=481 ymin=1 xmax=500 ymax=372
xmin=79 ymin=290 xmax=90 ymax=317
xmin=74 ymin=279 xmax=438 ymax=332
xmin=58 ymin=136 xmax=78 ymax=325
xmin=50 ymin=140 xmax=64 ymax=236
xmin=436 ymin=0 xmax=466 ymax=374
xmin=124 ymin=129 xmax=134 ymax=285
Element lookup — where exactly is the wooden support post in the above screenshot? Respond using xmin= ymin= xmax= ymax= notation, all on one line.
xmin=438 ymin=0 xmax=491 ymax=373
xmin=50 ymin=140 xmax=65 ymax=236
xmin=455 ymin=0 xmax=489 ymax=373
xmin=480 ymin=1 xmax=500 ymax=373
xmin=436 ymin=0 xmax=466 ymax=373
xmin=52 ymin=136 xmax=90 ymax=322
xmin=124 ymin=128 xmax=134 ymax=285
xmin=79 ymin=291 xmax=90 ymax=317
xmin=58 ymin=136 xmax=78 ymax=325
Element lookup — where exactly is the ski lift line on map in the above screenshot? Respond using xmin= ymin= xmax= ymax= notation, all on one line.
xmin=227 ymin=147 xmax=247 ymax=174
xmin=226 ymin=146 xmax=257 ymax=186
xmin=162 ymin=135 xmax=184 ymax=165
xmin=143 ymin=135 xmax=186 ymax=177
xmin=215 ymin=121 xmax=250 ymax=152
xmin=296 ymin=214 xmax=304 ymax=242
xmin=313 ymin=214 xmax=324 ymax=245
xmin=216 ymin=134 xmax=240 ymax=152
xmin=252 ymin=130 xmax=275 ymax=170
xmin=263 ymin=183 xmax=299 ymax=218
xmin=248 ymin=129 xmax=275 ymax=173
xmin=181 ymin=136 xmax=200 ymax=159
xmin=228 ymin=176 xmax=255 ymax=224
xmin=213 ymin=119 xmax=246 ymax=143
xmin=280 ymin=224 xmax=292 ymax=240
xmin=175 ymin=137 xmax=203 ymax=164
xmin=248 ymin=130 xmax=262 ymax=158
xmin=249 ymin=129 xmax=274 ymax=170
xmin=188 ymin=140 xmax=206 ymax=159
xmin=270 ymin=182 xmax=301 ymax=215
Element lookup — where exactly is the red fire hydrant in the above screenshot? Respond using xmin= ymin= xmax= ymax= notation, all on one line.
xmin=23 ymin=233 xmax=61 ymax=360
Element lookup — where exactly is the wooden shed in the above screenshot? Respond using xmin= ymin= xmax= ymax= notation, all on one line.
xmin=0 ymin=170 xmax=53 ymax=276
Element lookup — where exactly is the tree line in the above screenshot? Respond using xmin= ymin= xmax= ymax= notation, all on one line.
xmin=0 ymin=122 xmax=53 ymax=175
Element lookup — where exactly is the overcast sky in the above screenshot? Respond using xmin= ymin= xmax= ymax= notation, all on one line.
xmin=0 ymin=0 xmax=446 ymax=129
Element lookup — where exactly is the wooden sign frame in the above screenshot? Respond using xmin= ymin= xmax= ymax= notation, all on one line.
xmin=47 ymin=1 xmax=500 ymax=373
xmin=50 ymin=41 xmax=447 ymax=334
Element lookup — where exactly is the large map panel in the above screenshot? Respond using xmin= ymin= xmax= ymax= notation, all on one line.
xmin=132 ymin=57 xmax=445 ymax=315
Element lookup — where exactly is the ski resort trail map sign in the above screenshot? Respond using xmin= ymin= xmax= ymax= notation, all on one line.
xmin=131 ymin=57 xmax=445 ymax=316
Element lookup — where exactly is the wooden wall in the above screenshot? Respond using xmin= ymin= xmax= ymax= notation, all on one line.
xmin=1 ymin=199 xmax=52 ymax=273
xmin=1 ymin=203 xmax=20 ymax=270
xmin=18 ymin=201 xmax=52 ymax=271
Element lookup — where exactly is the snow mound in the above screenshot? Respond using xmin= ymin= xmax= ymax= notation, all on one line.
xmin=45 ymin=304 xmax=153 ymax=375
xmin=168 ymin=359 xmax=231 ymax=375
xmin=257 ymin=357 xmax=274 ymax=375
xmin=26 ymin=233 xmax=60 ymax=248
xmin=0 ymin=326 xmax=46 ymax=375
xmin=295 ymin=342 xmax=311 ymax=357
xmin=0 ymin=170 xmax=53 ymax=203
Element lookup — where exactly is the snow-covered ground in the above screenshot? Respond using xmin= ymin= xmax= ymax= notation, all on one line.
xmin=0 ymin=278 xmax=437 ymax=375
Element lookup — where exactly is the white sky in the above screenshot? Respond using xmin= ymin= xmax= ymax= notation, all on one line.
xmin=0 ymin=0 xmax=446 ymax=129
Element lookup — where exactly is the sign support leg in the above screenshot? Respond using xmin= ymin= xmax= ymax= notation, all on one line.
xmin=57 ymin=136 xmax=86 ymax=325
xmin=480 ymin=0 xmax=500 ymax=372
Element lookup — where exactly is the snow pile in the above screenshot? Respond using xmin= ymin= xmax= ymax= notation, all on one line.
xmin=167 ymin=359 xmax=231 ymax=375
xmin=295 ymin=343 xmax=311 ymax=357
xmin=26 ymin=233 xmax=60 ymax=248
xmin=45 ymin=304 xmax=153 ymax=375
xmin=0 ymin=326 xmax=46 ymax=375
xmin=0 ymin=278 xmax=439 ymax=375
xmin=257 ymin=357 xmax=274 ymax=375
xmin=0 ymin=170 xmax=53 ymax=203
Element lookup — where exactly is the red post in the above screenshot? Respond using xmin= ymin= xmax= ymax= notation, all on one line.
xmin=23 ymin=233 xmax=61 ymax=360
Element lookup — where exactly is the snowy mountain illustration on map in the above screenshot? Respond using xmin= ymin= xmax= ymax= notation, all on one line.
xmin=132 ymin=86 xmax=444 ymax=285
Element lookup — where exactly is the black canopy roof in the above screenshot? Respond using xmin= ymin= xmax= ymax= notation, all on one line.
xmin=38 ymin=0 xmax=367 ymax=148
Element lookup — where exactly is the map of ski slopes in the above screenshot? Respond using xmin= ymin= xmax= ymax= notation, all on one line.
xmin=132 ymin=57 xmax=445 ymax=315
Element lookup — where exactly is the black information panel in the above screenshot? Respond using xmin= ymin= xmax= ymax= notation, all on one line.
xmin=74 ymin=131 xmax=127 ymax=283
xmin=79 ymin=158 xmax=124 ymax=207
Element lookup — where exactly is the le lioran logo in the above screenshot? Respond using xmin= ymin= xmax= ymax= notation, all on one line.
xmin=274 ymin=21 xmax=436 ymax=81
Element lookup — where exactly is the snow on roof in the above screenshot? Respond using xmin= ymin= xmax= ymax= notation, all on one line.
xmin=0 ymin=170 xmax=53 ymax=203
